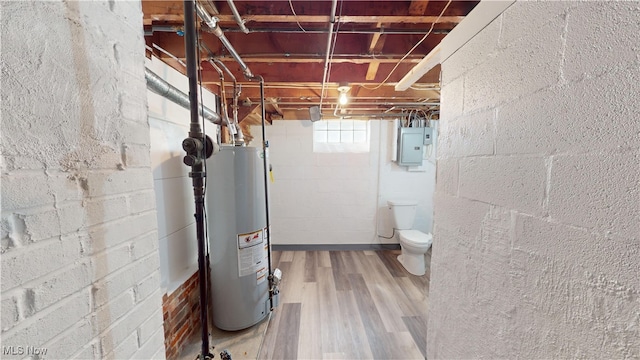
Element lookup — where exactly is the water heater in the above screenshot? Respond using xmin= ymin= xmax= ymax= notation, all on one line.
xmin=205 ymin=146 xmax=271 ymax=331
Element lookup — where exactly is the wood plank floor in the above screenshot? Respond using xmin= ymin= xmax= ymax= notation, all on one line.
xmin=259 ymin=249 xmax=431 ymax=360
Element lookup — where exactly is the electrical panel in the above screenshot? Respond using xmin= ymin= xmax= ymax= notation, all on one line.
xmin=397 ymin=128 xmax=425 ymax=166
xmin=423 ymin=127 xmax=433 ymax=145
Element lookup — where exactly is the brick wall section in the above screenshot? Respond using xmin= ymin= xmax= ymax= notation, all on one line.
xmin=162 ymin=271 xmax=201 ymax=360
xmin=427 ymin=2 xmax=639 ymax=359
xmin=1 ymin=2 xmax=165 ymax=359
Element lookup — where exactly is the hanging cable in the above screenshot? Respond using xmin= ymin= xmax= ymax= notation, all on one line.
xmin=361 ymin=0 xmax=452 ymax=91
xmin=288 ymin=0 xmax=307 ymax=33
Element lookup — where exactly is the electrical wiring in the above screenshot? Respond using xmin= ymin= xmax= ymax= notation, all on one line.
xmin=361 ymin=0 xmax=453 ymax=91
xmin=288 ymin=0 xmax=307 ymax=33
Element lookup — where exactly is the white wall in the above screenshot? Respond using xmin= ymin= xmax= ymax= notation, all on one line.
xmin=377 ymin=120 xmax=437 ymax=236
xmin=251 ymin=119 xmax=436 ymax=246
xmin=1 ymin=2 xmax=165 ymax=359
xmin=146 ymin=57 xmax=219 ymax=294
xmin=428 ymin=2 xmax=640 ymax=358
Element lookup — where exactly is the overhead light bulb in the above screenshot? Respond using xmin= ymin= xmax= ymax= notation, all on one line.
xmin=338 ymin=92 xmax=348 ymax=105
xmin=337 ymin=83 xmax=350 ymax=106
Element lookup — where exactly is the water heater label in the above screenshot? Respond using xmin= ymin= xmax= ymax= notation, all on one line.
xmin=256 ymin=238 xmax=269 ymax=285
xmin=256 ymin=265 xmax=267 ymax=285
xmin=237 ymin=229 xmax=265 ymax=277
xmin=238 ymin=229 xmax=263 ymax=249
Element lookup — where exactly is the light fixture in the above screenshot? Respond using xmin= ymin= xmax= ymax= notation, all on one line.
xmin=338 ymin=92 xmax=348 ymax=105
xmin=337 ymin=83 xmax=350 ymax=105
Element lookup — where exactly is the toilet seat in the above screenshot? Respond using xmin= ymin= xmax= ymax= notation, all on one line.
xmin=398 ymin=230 xmax=432 ymax=246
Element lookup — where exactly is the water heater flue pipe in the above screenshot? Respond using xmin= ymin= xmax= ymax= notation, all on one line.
xmin=144 ymin=67 xmax=222 ymax=125
xmin=196 ymin=3 xmax=254 ymax=79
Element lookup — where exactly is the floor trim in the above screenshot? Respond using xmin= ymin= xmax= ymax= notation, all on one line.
xmin=271 ymin=243 xmax=401 ymax=251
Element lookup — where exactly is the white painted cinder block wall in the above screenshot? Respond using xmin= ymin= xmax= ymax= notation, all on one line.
xmin=428 ymin=2 xmax=639 ymax=358
xmin=146 ymin=57 xmax=218 ymax=294
xmin=1 ymin=2 xmax=165 ymax=359
xmin=251 ymin=119 xmax=436 ymax=245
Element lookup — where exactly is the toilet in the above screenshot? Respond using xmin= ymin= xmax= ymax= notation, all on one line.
xmin=388 ymin=200 xmax=433 ymax=276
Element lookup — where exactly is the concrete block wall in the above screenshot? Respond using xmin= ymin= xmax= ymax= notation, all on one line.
xmin=1 ymin=2 xmax=165 ymax=359
xmin=428 ymin=2 xmax=639 ymax=358
xmin=252 ymin=120 xmax=379 ymax=245
xmin=147 ymin=56 xmax=218 ymax=294
xmin=251 ymin=119 xmax=436 ymax=246
xmin=146 ymin=55 xmax=219 ymax=358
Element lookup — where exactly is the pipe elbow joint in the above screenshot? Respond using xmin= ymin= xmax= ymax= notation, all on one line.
xmin=243 ymin=70 xmax=255 ymax=80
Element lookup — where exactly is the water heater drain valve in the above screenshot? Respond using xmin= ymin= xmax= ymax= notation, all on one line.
xmin=269 ymin=268 xmax=282 ymax=309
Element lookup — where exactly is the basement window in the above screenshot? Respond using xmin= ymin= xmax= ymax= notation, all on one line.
xmin=313 ymin=119 xmax=370 ymax=153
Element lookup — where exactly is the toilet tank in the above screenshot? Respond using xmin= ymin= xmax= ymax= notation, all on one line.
xmin=387 ymin=200 xmax=418 ymax=230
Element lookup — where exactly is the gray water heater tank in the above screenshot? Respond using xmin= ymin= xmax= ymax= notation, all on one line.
xmin=205 ymin=146 xmax=271 ymax=331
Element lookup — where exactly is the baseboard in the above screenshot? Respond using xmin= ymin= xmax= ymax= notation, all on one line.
xmin=271 ymin=243 xmax=401 ymax=251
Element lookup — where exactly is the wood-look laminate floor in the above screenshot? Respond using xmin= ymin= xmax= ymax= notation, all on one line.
xmin=259 ymin=249 xmax=430 ymax=360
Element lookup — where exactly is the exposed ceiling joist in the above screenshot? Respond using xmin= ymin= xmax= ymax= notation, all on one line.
xmin=143 ymin=14 xmax=465 ymax=26
xmin=142 ymin=0 xmax=479 ymax=120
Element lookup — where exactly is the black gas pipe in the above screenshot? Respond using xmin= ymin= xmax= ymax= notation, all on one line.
xmin=182 ymin=1 xmax=214 ymax=359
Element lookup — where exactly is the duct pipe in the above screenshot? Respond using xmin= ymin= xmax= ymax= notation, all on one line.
xmin=227 ymin=0 xmax=250 ymax=34
xmin=196 ymin=3 xmax=254 ymax=79
xmin=144 ymin=25 xmax=184 ymax=36
xmin=318 ymin=0 xmax=338 ymax=112
xmin=144 ymin=67 xmax=222 ymax=125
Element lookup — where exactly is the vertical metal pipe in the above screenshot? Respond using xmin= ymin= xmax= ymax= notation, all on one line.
xmin=207 ymin=60 xmax=234 ymax=135
xmin=318 ymin=0 xmax=338 ymax=112
xmin=184 ymin=1 xmax=202 ymax=138
xmin=250 ymin=75 xmax=274 ymax=310
xmin=183 ymin=1 xmax=211 ymax=359
xmin=212 ymin=59 xmax=244 ymax=145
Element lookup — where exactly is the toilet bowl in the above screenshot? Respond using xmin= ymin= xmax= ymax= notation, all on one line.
xmin=397 ymin=230 xmax=432 ymax=276
xmin=387 ymin=200 xmax=432 ymax=276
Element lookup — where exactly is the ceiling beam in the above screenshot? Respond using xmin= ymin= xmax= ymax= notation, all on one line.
xmin=368 ymin=22 xmax=384 ymax=53
xmin=365 ymin=22 xmax=388 ymax=81
xmin=143 ymin=14 xmax=465 ymax=26
xmin=365 ymin=62 xmax=380 ymax=81
xmin=196 ymin=55 xmax=425 ymax=64
xmin=237 ymin=103 xmax=260 ymax=123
